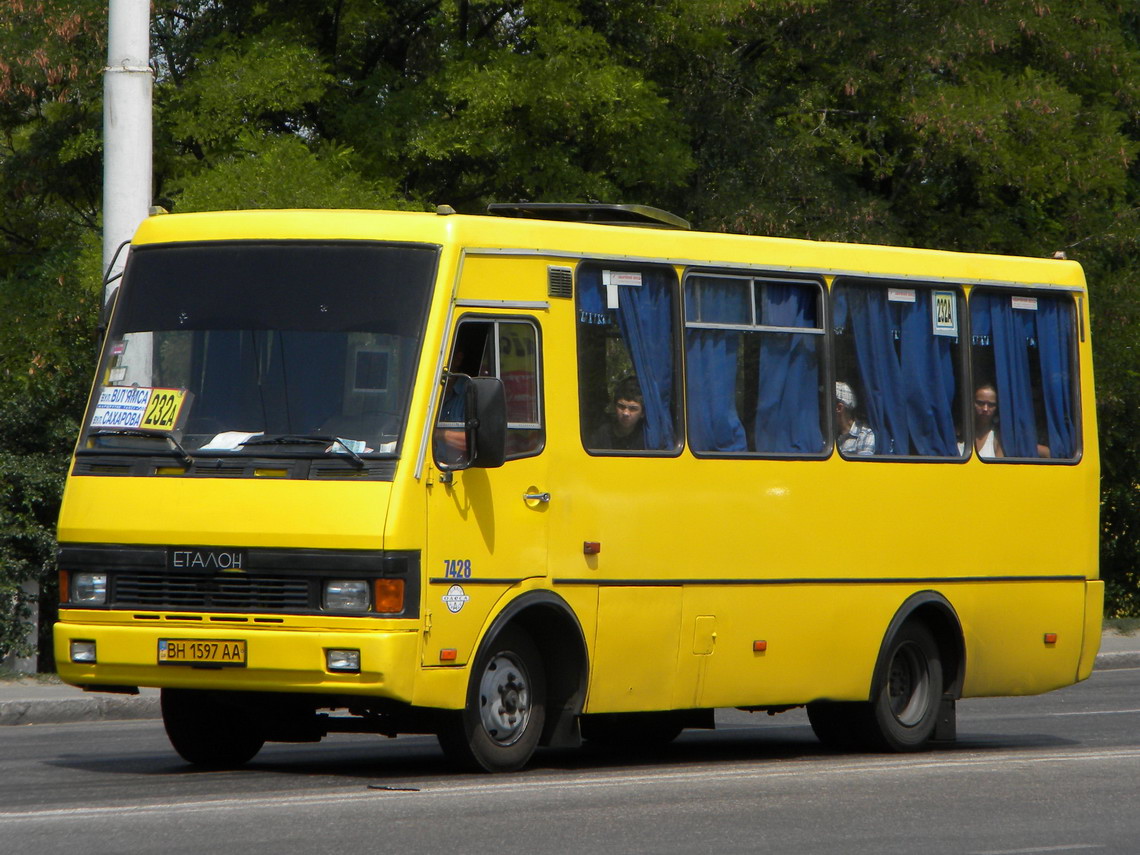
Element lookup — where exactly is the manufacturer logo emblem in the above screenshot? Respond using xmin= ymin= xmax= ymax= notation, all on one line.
xmin=442 ymin=584 xmax=470 ymax=614
xmin=168 ymin=547 xmax=246 ymax=571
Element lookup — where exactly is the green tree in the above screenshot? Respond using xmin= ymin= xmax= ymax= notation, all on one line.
xmin=0 ymin=1 xmax=105 ymax=664
xmin=150 ymin=0 xmax=694 ymax=212
xmin=3 ymin=0 xmax=1140 ymax=669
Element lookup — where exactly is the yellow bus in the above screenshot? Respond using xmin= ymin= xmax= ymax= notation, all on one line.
xmin=54 ymin=203 xmax=1102 ymax=771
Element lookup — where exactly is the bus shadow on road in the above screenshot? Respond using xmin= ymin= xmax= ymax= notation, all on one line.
xmin=43 ymin=714 xmax=1079 ymax=783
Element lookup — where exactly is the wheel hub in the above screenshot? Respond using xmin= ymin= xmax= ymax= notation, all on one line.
xmin=887 ymin=641 xmax=931 ymax=727
xmin=479 ymin=653 xmax=531 ymax=746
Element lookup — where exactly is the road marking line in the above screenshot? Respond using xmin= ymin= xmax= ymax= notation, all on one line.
xmin=968 ymin=845 xmax=1105 ymax=854
xmin=2 ymin=748 xmax=1139 ymax=824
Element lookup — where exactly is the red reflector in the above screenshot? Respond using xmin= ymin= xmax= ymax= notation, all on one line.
xmin=440 ymin=648 xmax=458 ymax=662
xmin=583 ymin=541 xmax=601 ymax=555
xmin=1044 ymin=633 xmax=1058 ymax=645
xmin=753 ymin=640 xmax=768 ymax=652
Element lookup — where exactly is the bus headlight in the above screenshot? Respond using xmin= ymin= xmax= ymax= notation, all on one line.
xmin=325 ymin=649 xmax=361 ymax=673
xmin=72 ymin=573 xmax=108 ymax=605
xmin=323 ymin=580 xmax=370 ymax=611
xmin=70 ymin=641 xmax=97 ymax=663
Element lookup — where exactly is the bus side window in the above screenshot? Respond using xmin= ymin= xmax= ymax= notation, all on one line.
xmin=683 ymin=273 xmax=826 ymax=456
xmin=576 ymin=263 xmax=681 ymax=455
xmin=969 ymin=291 xmax=1079 ymax=461
xmin=832 ymin=280 xmax=966 ymax=458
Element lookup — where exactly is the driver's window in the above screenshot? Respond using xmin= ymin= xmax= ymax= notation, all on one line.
xmin=433 ymin=318 xmax=543 ymax=467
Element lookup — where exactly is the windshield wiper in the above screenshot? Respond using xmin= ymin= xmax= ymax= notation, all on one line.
xmin=89 ymin=429 xmax=194 ymax=469
xmin=240 ymin=434 xmax=366 ymax=469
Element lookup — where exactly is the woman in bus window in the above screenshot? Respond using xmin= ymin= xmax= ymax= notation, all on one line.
xmin=973 ymin=384 xmax=1004 ymax=458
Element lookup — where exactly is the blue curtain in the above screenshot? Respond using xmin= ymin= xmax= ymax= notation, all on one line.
xmin=280 ymin=331 xmax=346 ymax=432
xmin=1035 ymin=299 xmax=1076 ymax=457
xmin=578 ymin=268 xmax=676 ymax=450
xmin=686 ymin=279 xmax=747 ymax=451
xmin=898 ymin=291 xmax=959 ymax=456
xmin=754 ymin=284 xmax=825 ymax=453
xmin=833 ymin=288 xmax=907 ymax=454
xmin=970 ymin=293 xmax=1075 ymax=458
xmin=833 ymin=285 xmax=959 ymax=456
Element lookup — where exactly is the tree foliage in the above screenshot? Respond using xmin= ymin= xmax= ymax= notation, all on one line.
xmin=2 ymin=0 xmax=1139 ymax=665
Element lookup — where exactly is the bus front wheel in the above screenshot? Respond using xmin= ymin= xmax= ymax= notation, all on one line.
xmin=161 ymin=689 xmax=265 ymax=768
xmin=437 ymin=626 xmax=546 ymax=773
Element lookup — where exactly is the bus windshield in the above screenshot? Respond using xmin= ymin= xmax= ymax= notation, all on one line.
xmin=83 ymin=240 xmax=438 ymax=461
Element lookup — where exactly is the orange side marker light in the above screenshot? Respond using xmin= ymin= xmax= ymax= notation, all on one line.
xmin=374 ymin=578 xmax=405 ymax=613
xmin=1044 ymin=633 xmax=1058 ymax=645
xmin=753 ymin=640 xmax=768 ymax=653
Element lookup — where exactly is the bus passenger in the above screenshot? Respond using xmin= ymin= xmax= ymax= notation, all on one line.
xmin=591 ymin=376 xmax=646 ymax=451
xmin=973 ymin=383 xmax=1003 ymax=458
xmin=835 ymin=381 xmax=875 ymax=456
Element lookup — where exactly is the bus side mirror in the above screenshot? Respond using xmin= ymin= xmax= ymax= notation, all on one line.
xmin=467 ymin=377 xmax=506 ymax=469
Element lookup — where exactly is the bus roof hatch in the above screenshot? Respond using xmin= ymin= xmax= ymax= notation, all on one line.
xmin=486 ymin=202 xmax=690 ymax=230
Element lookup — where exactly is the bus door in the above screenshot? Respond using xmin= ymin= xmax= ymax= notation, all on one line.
xmin=423 ymin=317 xmax=548 ymax=666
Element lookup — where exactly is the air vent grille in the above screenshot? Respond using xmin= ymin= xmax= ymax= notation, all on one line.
xmin=113 ymin=573 xmax=312 ymax=610
xmin=548 ymin=266 xmax=573 ymax=298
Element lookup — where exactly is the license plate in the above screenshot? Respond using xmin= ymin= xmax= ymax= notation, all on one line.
xmin=158 ymin=638 xmax=246 ymax=666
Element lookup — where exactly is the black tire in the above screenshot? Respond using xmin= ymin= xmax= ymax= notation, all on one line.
xmin=808 ymin=622 xmax=943 ymax=753
xmin=580 ymin=712 xmax=684 ymax=751
xmin=806 ymin=700 xmax=867 ymax=751
xmin=866 ymin=621 xmax=943 ymax=751
xmin=437 ymin=626 xmax=546 ymax=773
xmin=161 ymin=689 xmax=265 ymax=769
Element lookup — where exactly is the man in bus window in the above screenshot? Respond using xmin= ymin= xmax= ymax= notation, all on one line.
xmin=591 ymin=376 xmax=646 ymax=450
xmin=835 ymin=381 xmax=875 ymax=456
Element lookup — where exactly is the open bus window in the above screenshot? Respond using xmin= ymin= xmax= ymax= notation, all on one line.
xmin=433 ymin=318 xmax=543 ymax=466
xmin=968 ymin=290 xmax=1079 ymax=461
xmin=683 ymin=273 xmax=827 ymax=456
xmin=576 ymin=263 xmax=682 ymax=455
xmin=832 ymin=280 xmax=967 ymax=459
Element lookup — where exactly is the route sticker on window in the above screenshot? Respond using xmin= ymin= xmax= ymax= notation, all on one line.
xmin=1011 ymin=295 xmax=1039 ymax=311
xmin=932 ymin=291 xmax=959 ymax=337
xmin=91 ymin=386 xmax=190 ymax=432
xmin=442 ymin=584 xmax=470 ymax=614
xmin=603 ymin=270 xmax=643 ymax=309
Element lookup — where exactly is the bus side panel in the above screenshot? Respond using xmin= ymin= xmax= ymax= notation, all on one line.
xmin=956 ymin=580 xmax=1088 ymax=697
xmin=585 ymin=587 xmax=682 ymax=712
xmin=1078 ymin=580 xmax=1105 ymax=681
xmin=676 ymin=585 xmax=884 ymax=709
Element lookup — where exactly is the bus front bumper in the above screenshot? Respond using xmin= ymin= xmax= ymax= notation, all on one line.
xmin=54 ymin=618 xmax=420 ymax=702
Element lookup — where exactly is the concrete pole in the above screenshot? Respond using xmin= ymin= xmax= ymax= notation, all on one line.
xmin=102 ymin=0 xmax=152 ymax=308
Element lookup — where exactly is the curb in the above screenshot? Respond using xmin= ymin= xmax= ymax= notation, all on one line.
xmin=0 ymin=692 xmax=159 ymax=726
xmin=1093 ymin=650 xmax=1140 ymax=671
xmin=1 ymin=650 xmax=1135 ymax=727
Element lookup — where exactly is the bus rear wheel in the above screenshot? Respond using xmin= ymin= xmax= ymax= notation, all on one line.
xmin=808 ymin=622 xmax=942 ymax=753
xmin=437 ymin=627 xmax=546 ymax=773
xmin=868 ymin=621 xmax=942 ymax=751
xmin=161 ymin=689 xmax=265 ymax=769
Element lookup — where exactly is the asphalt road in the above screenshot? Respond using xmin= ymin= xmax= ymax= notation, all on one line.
xmin=1 ymin=667 xmax=1138 ymax=855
